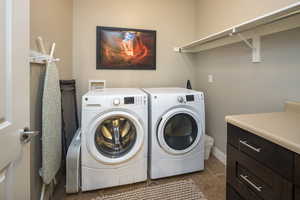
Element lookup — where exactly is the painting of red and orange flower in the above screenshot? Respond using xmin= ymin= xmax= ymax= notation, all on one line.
xmin=97 ymin=26 xmax=156 ymax=70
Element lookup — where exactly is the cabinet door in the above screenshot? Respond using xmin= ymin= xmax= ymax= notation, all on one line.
xmin=227 ymin=123 xmax=294 ymax=181
xmin=227 ymin=184 xmax=245 ymax=200
xmin=295 ymin=154 xmax=300 ymax=187
xmin=295 ymin=187 xmax=300 ymax=200
xmin=227 ymin=145 xmax=293 ymax=200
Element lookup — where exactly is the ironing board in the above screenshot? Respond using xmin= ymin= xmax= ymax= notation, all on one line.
xmin=31 ymin=37 xmax=62 ymax=200
xmin=41 ymin=61 xmax=62 ymax=199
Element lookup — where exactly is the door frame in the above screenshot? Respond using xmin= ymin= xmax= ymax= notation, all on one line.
xmin=0 ymin=0 xmax=31 ymax=199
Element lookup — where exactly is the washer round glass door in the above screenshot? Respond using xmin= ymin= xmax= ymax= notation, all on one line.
xmin=87 ymin=111 xmax=144 ymax=164
xmin=157 ymin=108 xmax=202 ymax=155
xmin=95 ymin=116 xmax=137 ymax=158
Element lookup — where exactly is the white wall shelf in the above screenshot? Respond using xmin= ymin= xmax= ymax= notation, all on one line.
xmin=29 ymin=50 xmax=60 ymax=64
xmin=174 ymin=2 xmax=300 ymax=63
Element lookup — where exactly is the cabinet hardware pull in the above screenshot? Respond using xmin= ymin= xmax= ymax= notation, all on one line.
xmin=240 ymin=174 xmax=263 ymax=192
xmin=239 ymin=140 xmax=261 ymax=153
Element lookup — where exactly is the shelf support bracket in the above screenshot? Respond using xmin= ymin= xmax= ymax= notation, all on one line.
xmin=237 ymin=33 xmax=253 ymax=49
xmin=252 ymin=35 xmax=261 ymax=63
xmin=173 ymin=47 xmax=182 ymax=53
xmin=236 ymin=33 xmax=261 ymax=63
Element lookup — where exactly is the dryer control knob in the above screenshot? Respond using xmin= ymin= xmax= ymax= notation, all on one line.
xmin=113 ymin=98 xmax=121 ymax=105
xmin=177 ymin=96 xmax=184 ymax=103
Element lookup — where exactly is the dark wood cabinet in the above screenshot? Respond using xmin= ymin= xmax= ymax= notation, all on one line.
xmin=227 ymin=145 xmax=292 ymax=200
xmin=295 ymin=155 xmax=300 ymax=187
xmin=227 ymin=184 xmax=245 ymax=200
xmin=227 ymin=123 xmax=299 ymax=200
xmin=227 ymin=124 xmax=294 ymax=181
xmin=295 ymin=187 xmax=300 ymax=200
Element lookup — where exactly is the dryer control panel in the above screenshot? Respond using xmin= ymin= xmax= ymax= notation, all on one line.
xmin=186 ymin=95 xmax=195 ymax=102
xmin=176 ymin=93 xmax=203 ymax=104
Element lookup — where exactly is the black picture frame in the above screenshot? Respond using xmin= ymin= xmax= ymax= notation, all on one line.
xmin=96 ymin=26 xmax=156 ymax=70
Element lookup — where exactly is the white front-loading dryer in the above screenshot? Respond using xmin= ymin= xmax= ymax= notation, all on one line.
xmin=81 ymin=88 xmax=148 ymax=191
xmin=143 ymin=88 xmax=205 ymax=179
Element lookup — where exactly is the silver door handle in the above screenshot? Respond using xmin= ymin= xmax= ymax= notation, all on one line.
xmin=20 ymin=128 xmax=39 ymax=144
xmin=240 ymin=174 xmax=263 ymax=192
xmin=239 ymin=140 xmax=261 ymax=153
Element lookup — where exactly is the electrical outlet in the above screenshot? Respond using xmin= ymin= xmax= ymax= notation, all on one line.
xmin=208 ymin=75 xmax=213 ymax=83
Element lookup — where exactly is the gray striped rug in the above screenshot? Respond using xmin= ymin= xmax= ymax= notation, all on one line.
xmin=92 ymin=179 xmax=207 ymax=200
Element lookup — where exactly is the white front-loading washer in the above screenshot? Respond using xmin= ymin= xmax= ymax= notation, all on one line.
xmin=81 ymin=88 xmax=148 ymax=191
xmin=143 ymin=88 xmax=205 ymax=179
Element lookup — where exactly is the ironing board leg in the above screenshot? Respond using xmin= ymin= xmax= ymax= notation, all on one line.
xmin=40 ymin=183 xmax=46 ymax=200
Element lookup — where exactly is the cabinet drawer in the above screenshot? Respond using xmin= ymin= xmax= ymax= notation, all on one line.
xmin=227 ymin=123 xmax=294 ymax=181
xmin=227 ymin=145 xmax=293 ymax=200
xmin=295 ymin=187 xmax=300 ymax=200
xmin=227 ymin=184 xmax=245 ymax=200
xmin=295 ymin=154 xmax=300 ymax=187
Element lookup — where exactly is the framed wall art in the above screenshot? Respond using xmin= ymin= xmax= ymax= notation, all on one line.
xmin=96 ymin=26 xmax=156 ymax=70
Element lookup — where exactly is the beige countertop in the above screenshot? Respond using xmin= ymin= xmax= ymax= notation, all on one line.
xmin=225 ymin=102 xmax=300 ymax=154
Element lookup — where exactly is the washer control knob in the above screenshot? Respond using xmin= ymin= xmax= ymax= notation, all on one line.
xmin=113 ymin=98 xmax=121 ymax=105
xmin=177 ymin=96 xmax=184 ymax=103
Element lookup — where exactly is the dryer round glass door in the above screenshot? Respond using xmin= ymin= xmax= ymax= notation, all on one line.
xmin=164 ymin=113 xmax=197 ymax=150
xmin=157 ymin=108 xmax=202 ymax=155
xmin=94 ymin=116 xmax=137 ymax=158
xmin=87 ymin=111 xmax=144 ymax=164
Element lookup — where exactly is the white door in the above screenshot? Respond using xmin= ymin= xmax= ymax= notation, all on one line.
xmin=0 ymin=0 xmax=30 ymax=199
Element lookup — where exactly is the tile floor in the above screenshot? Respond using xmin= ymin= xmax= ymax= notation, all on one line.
xmin=53 ymin=156 xmax=226 ymax=200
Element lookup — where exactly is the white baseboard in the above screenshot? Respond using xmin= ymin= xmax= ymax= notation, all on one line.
xmin=212 ymin=147 xmax=227 ymax=165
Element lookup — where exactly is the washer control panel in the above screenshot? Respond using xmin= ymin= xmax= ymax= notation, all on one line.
xmin=113 ymin=98 xmax=121 ymax=105
xmin=124 ymin=97 xmax=135 ymax=104
xmin=111 ymin=96 xmax=146 ymax=106
xmin=83 ymin=94 xmax=147 ymax=109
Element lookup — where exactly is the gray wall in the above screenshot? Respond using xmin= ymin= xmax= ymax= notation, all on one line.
xmin=30 ymin=0 xmax=73 ymax=199
xmin=195 ymin=0 xmax=299 ymax=38
xmin=31 ymin=0 xmax=73 ymax=80
xmin=28 ymin=1 xmax=300 ymax=179
xmin=195 ymin=28 xmax=300 ymax=153
xmin=30 ymin=66 xmax=45 ymax=200
xmin=73 ymin=0 xmax=197 ymax=108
